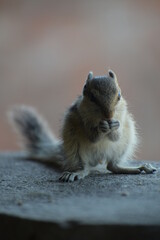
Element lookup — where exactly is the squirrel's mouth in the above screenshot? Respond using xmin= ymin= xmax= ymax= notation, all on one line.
xmin=102 ymin=109 xmax=114 ymax=120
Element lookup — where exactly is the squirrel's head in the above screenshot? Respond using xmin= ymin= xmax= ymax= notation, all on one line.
xmin=83 ymin=69 xmax=121 ymax=120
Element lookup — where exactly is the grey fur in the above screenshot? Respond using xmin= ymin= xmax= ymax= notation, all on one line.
xmin=9 ymin=106 xmax=64 ymax=167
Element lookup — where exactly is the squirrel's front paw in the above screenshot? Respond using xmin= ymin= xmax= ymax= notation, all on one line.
xmin=108 ymin=119 xmax=120 ymax=131
xmin=99 ymin=120 xmax=110 ymax=133
xmin=99 ymin=119 xmax=120 ymax=133
xmin=59 ymin=171 xmax=85 ymax=182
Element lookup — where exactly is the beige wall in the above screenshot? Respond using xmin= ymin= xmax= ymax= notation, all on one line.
xmin=0 ymin=0 xmax=160 ymax=160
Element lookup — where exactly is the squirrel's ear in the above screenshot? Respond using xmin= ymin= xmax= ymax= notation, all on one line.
xmin=87 ymin=71 xmax=93 ymax=81
xmin=108 ymin=69 xmax=119 ymax=86
xmin=108 ymin=69 xmax=116 ymax=79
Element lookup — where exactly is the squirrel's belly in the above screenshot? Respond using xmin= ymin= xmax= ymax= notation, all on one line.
xmin=79 ymin=136 xmax=126 ymax=171
xmin=79 ymin=138 xmax=110 ymax=168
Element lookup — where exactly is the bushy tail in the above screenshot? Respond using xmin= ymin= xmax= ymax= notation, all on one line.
xmin=8 ymin=105 xmax=64 ymax=166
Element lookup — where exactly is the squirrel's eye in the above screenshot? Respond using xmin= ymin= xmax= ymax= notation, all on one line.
xmin=90 ymin=93 xmax=96 ymax=102
xmin=117 ymin=92 xmax=121 ymax=101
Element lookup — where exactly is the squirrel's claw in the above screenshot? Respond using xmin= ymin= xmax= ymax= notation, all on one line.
xmin=59 ymin=172 xmax=80 ymax=182
xmin=59 ymin=170 xmax=88 ymax=182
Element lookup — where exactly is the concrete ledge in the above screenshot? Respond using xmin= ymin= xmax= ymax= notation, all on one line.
xmin=1 ymin=214 xmax=160 ymax=240
xmin=0 ymin=152 xmax=160 ymax=239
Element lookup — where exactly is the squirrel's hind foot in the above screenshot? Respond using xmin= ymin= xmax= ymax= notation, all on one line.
xmin=107 ymin=161 xmax=156 ymax=174
xmin=138 ymin=163 xmax=156 ymax=174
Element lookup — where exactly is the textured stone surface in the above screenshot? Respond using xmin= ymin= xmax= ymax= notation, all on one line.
xmin=0 ymin=152 xmax=160 ymax=239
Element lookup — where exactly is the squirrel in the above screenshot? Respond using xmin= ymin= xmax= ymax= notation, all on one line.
xmin=9 ymin=69 xmax=156 ymax=182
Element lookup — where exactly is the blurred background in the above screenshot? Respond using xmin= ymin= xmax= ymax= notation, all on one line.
xmin=0 ymin=0 xmax=160 ymax=160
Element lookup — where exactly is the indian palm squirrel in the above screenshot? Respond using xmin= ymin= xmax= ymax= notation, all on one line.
xmin=9 ymin=69 xmax=156 ymax=182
